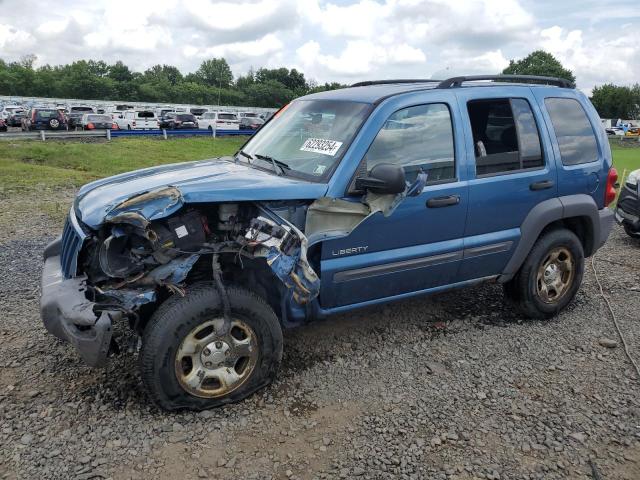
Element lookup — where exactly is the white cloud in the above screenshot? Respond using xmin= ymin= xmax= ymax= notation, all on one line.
xmin=191 ymin=34 xmax=284 ymax=62
xmin=0 ymin=24 xmax=36 ymax=53
xmin=296 ymin=40 xmax=426 ymax=77
xmin=0 ymin=0 xmax=637 ymax=90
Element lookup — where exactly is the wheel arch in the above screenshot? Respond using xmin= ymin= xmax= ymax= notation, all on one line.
xmin=499 ymin=194 xmax=600 ymax=282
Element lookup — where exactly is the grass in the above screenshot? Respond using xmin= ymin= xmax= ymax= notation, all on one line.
xmin=0 ymin=136 xmax=246 ymax=194
xmin=609 ymin=139 xmax=640 ymax=182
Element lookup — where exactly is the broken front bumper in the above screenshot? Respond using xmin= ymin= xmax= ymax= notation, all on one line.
xmin=41 ymin=243 xmax=120 ymax=367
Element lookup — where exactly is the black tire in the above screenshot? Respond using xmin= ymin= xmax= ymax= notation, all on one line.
xmin=139 ymin=283 xmax=283 ymax=411
xmin=504 ymin=228 xmax=584 ymax=319
xmin=624 ymin=224 xmax=640 ymax=238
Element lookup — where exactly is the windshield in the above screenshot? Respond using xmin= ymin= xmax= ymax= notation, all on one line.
xmin=88 ymin=114 xmax=112 ymax=122
xmin=239 ymin=100 xmax=370 ymax=179
xmin=177 ymin=114 xmax=195 ymax=121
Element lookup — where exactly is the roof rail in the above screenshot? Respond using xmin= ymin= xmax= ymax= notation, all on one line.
xmin=437 ymin=75 xmax=574 ymax=89
xmin=351 ymin=79 xmax=441 ymax=87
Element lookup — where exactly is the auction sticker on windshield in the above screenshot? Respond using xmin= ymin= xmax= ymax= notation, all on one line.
xmin=300 ymin=138 xmax=343 ymax=156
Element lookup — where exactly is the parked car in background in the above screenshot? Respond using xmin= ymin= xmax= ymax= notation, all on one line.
xmin=0 ymin=118 xmax=7 ymax=132
xmin=190 ymin=107 xmax=208 ymax=118
xmin=198 ymin=111 xmax=239 ymax=131
xmin=1 ymin=105 xmax=24 ymax=121
xmin=6 ymin=109 xmax=27 ymax=127
xmin=615 ymin=169 xmax=640 ymax=238
xmin=22 ymin=107 xmax=68 ymax=130
xmin=80 ymin=113 xmax=118 ymax=130
xmin=67 ymin=105 xmax=96 ymax=128
xmin=114 ymin=110 xmax=159 ymax=130
xmin=239 ymin=112 xmax=260 ymax=119
xmin=240 ymin=116 xmax=265 ymax=130
xmin=158 ymin=112 xmax=198 ymax=129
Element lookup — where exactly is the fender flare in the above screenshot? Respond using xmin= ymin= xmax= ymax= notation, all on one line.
xmin=499 ymin=194 xmax=600 ymax=282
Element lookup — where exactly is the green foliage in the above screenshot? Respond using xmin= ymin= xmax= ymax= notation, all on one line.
xmin=502 ymin=50 xmax=576 ymax=84
xmin=194 ymin=58 xmax=234 ymax=88
xmin=0 ymin=136 xmax=246 ymax=193
xmin=0 ymin=55 xmax=347 ymax=108
xmin=591 ymin=84 xmax=640 ymax=119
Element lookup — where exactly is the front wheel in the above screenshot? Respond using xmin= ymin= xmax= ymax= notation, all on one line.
xmin=504 ymin=229 xmax=584 ymax=319
xmin=139 ymin=283 xmax=283 ymax=411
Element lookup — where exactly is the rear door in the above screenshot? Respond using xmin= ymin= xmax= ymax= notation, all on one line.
xmin=455 ymin=87 xmax=557 ymax=281
xmin=531 ymin=89 xmax=607 ymax=206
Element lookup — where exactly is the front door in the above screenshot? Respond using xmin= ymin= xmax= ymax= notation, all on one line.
xmin=320 ymin=99 xmax=469 ymax=309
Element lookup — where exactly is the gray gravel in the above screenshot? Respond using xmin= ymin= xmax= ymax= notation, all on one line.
xmin=1 ymin=208 xmax=640 ymax=480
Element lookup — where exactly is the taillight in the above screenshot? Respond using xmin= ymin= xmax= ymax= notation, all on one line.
xmin=132 ymin=121 xmax=136 ymax=127
xmin=112 ymin=123 xmax=118 ymax=130
xmin=87 ymin=122 xmax=95 ymax=129
xmin=605 ymin=167 xmax=618 ymax=207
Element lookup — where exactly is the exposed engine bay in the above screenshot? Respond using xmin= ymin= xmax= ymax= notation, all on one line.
xmin=80 ymin=197 xmax=321 ymax=326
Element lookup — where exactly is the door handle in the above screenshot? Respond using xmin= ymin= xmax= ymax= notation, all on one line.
xmin=426 ymin=195 xmax=460 ymax=208
xmin=530 ymin=180 xmax=554 ymax=191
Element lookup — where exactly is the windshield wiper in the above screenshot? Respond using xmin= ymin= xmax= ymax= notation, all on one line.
xmin=237 ymin=150 xmax=253 ymax=164
xmin=254 ymin=154 xmax=290 ymax=176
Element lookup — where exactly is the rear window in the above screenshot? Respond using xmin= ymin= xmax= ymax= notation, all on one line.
xmin=218 ymin=113 xmax=237 ymax=121
xmin=36 ymin=110 xmax=59 ymax=119
xmin=137 ymin=111 xmax=156 ymax=118
xmin=177 ymin=114 xmax=195 ymax=121
xmin=545 ymin=98 xmax=598 ymax=166
xmin=71 ymin=107 xmax=94 ymax=113
xmin=88 ymin=114 xmax=112 ymax=122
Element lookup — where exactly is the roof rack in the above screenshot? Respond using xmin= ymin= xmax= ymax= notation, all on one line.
xmin=351 ymin=79 xmax=441 ymax=87
xmin=437 ymin=75 xmax=574 ymax=89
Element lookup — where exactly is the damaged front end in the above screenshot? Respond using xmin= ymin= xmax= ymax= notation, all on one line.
xmin=79 ymin=187 xmax=321 ymax=339
xmin=43 ymin=169 xmax=426 ymax=367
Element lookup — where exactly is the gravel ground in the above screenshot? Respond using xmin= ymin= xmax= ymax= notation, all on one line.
xmin=1 ymin=199 xmax=639 ymax=480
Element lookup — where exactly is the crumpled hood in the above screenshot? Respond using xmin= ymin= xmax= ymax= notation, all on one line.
xmin=76 ymin=157 xmax=328 ymax=228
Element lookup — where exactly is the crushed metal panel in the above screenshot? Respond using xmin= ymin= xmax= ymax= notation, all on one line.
xmin=99 ymin=288 xmax=157 ymax=310
xmin=304 ymin=172 xmax=428 ymax=245
xmin=105 ymin=186 xmax=184 ymax=228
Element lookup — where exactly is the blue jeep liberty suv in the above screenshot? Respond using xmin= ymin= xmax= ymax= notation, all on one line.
xmin=41 ymin=75 xmax=617 ymax=411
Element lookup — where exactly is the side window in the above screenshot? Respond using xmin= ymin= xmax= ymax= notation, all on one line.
xmin=364 ymin=103 xmax=455 ymax=183
xmin=468 ymin=98 xmax=544 ymax=176
xmin=545 ymin=97 xmax=598 ymax=166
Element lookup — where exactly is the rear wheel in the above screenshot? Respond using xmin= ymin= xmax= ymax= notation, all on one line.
xmin=139 ymin=283 xmax=283 ymax=411
xmin=504 ymin=229 xmax=584 ymax=319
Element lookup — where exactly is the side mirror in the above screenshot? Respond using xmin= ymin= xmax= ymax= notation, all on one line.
xmin=355 ymin=163 xmax=406 ymax=195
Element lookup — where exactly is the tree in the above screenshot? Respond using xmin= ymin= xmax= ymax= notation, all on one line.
xmin=590 ymin=84 xmax=640 ymax=119
xmin=108 ymin=61 xmax=134 ymax=83
xmin=502 ymin=50 xmax=576 ymax=84
xmin=194 ymin=58 xmax=233 ymax=88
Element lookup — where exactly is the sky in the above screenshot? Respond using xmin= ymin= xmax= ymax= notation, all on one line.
xmin=0 ymin=0 xmax=638 ymax=92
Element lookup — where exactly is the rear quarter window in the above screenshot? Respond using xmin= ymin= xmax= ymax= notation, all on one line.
xmin=545 ymin=97 xmax=598 ymax=166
